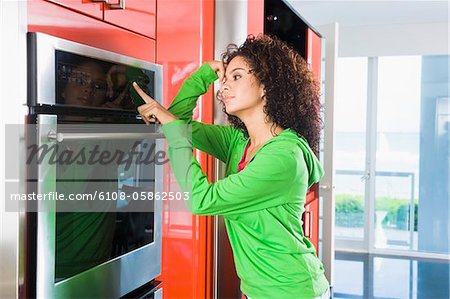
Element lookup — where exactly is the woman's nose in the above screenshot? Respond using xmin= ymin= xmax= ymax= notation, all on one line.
xmin=220 ymin=81 xmax=229 ymax=92
xmin=218 ymin=83 xmax=228 ymax=100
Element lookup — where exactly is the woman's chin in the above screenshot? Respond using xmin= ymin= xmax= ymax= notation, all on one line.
xmin=224 ymin=103 xmax=244 ymax=117
xmin=225 ymin=107 xmax=236 ymax=116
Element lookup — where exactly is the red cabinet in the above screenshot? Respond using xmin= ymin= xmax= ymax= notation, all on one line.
xmin=156 ymin=0 xmax=215 ymax=298
xmin=46 ymin=0 xmax=104 ymax=19
xmin=104 ymin=0 xmax=156 ymax=38
xmin=303 ymin=185 xmax=320 ymax=250
xmin=29 ymin=0 xmax=156 ymax=62
xmin=304 ymin=28 xmax=322 ymax=252
xmin=46 ymin=0 xmax=156 ymax=38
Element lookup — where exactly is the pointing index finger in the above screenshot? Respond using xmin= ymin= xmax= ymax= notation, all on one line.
xmin=132 ymin=82 xmax=153 ymax=104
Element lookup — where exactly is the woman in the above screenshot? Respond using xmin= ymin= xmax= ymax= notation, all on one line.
xmin=133 ymin=35 xmax=330 ymax=299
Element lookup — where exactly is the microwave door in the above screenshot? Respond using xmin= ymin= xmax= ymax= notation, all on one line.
xmin=32 ymin=114 xmax=163 ymax=298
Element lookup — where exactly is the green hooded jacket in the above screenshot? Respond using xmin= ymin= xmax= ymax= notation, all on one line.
xmin=161 ymin=63 xmax=329 ymax=298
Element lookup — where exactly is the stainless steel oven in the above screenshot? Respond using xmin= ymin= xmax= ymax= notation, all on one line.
xmin=26 ymin=32 xmax=163 ymax=298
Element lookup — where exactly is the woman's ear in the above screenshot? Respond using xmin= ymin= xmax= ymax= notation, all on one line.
xmin=260 ymin=86 xmax=266 ymax=100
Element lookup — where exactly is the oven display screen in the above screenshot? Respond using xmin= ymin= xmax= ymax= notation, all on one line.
xmin=55 ymin=50 xmax=155 ymax=110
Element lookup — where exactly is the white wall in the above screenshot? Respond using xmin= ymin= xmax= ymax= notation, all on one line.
xmin=0 ymin=0 xmax=27 ymax=298
xmin=338 ymin=22 xmax=449 ymax=57
xmin=214 ymin=0 xmax=248 ymax=127
xmin=316 ymin=22 xmax=339 ymax=287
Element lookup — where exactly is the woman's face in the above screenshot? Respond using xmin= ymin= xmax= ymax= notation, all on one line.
xmin=62 ymin=61 xmax=107 ymax=107
xmin=219 ymin=56 xmax=265 ymax=116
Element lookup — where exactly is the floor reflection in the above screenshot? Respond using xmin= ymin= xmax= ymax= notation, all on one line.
xmin=334 ymin=252 xmax=449 ymax=299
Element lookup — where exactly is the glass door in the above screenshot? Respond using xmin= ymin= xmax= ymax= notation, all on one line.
xmin=331 ymin=54 xmax=450 ymax=299
xmin=373 ymin=55 xmax=450 ymax=258
xmin=334 ymin=54 xmax=450 ymax=259
xmin=373 ymin=56 xmax=421 ymax=251
xmin=334 ymin=57 xmax=369 ymax=250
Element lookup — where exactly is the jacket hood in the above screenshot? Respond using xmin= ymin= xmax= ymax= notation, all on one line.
xmin=240 ymin=128 xmax=324 ymax=188
xmin=280 ymin=129 xmax=324 ymax=188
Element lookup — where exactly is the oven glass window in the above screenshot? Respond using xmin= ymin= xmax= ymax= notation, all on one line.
xmin=55 ymin=50 xmax=155 ymax=110
xmin=54 ymin=138 xmax=156 ymax=282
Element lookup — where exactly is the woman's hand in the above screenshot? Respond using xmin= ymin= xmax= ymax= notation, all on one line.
xmin=132 ymin=82 xmax=179 ymax=125
xmin=207 ymin=60 xmax=226 ymax=82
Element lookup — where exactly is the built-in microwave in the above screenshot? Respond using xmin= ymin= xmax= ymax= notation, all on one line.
xmin=25 ymin=32 xmax=164 ymax=298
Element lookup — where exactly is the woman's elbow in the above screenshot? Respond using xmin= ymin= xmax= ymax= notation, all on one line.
xmin=186 ymin=197 xmax=216 ymax=216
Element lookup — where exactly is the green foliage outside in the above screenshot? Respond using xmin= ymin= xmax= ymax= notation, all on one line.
xmin=335 ymin=194 xmax=364 ymax=227
xmin=335 ymin=194 xmax=418 ymax=231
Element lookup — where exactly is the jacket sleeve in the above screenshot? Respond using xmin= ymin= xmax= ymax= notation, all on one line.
xmin=167 ymin=62 xmax=239 ymax=163
xmin=162 ymin=120 xmax=299 ymax=216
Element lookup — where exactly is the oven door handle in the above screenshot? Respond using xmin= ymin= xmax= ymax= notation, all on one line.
xmin=47 ymin=130 xmax=165 ymax=142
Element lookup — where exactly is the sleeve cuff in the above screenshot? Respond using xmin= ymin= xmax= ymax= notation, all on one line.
xmin=193 ymin=62 xmax=219 ymax=85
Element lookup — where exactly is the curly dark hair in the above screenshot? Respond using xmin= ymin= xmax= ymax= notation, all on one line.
xmin=218 ymin=34 xmax=322 ymax=153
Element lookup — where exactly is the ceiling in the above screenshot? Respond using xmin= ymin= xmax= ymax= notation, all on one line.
xmin=287 ymin=0 xmax=449 ymax=28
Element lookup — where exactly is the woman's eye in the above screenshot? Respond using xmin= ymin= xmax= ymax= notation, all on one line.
xmin=233 ymin=74 xmax=241 ymax=80
xmin=93 ymin=81 xmax=107 ymax=91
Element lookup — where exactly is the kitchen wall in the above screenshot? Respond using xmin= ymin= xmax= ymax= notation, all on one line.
xmin=336 ymin=22 xmax=448 ymax=57
xmin=0 ymin=1 xmax=28 ymax=298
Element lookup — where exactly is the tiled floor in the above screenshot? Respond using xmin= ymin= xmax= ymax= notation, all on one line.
xmin=333 ymin=252 xmax=450 ymax=299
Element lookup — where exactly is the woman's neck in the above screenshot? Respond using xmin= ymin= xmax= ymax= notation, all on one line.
xmin=241 ymin=115 xmax=284 ymax=147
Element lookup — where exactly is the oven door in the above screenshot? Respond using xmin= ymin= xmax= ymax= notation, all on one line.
xmin=32 ymin=114 xmax=163 ymax=298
